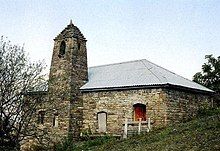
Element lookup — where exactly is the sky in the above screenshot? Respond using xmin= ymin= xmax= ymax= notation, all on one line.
xmin=0 ymin=0 xmax=219 ymax=80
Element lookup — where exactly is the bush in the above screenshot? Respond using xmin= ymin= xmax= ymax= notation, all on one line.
xmin=54 ymin=137 xmax=76 ymax=151
xmin=30 ymin=144 xmax=51 ymax=151
xmin=197 ymin=107 xmax=220 ymax=117
xmin=54 ymin=135 xmax=117 ymax=151
xmin=83 ymin=135 xmax=116 ymax=148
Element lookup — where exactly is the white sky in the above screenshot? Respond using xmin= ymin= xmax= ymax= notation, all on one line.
xmin=0 ymin=0 xmax=219 ymax=80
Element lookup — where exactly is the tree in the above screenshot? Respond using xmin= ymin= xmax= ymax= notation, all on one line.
xmin=193 ymin=54 xmax=220 ymax=93
xmin=0 ymin=36 xmax=46 ymax=150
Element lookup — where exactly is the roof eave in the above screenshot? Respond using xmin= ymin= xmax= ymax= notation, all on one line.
xmin=80 ymin=84 xmax=215 ymax=95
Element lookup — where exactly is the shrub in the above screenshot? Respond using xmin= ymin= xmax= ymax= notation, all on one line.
xmin=197 ymin=107 xmax=220 ymax=117
xmin=54 ymin=137 xmax=76 ymax=151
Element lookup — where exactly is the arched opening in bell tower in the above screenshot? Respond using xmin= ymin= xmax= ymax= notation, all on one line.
xmin=58 ymin=41 xmax=66 ymax=58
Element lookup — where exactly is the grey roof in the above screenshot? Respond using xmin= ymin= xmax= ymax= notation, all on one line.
xmin=80 ymin=59 xmax=213 ymax=93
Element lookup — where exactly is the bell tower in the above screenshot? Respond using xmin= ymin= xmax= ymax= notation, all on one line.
xmin=48 ymin=20 xmax=88 ymax=139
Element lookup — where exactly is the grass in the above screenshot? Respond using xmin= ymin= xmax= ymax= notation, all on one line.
xmin=57 ymin=108 xmax=220 ymax=151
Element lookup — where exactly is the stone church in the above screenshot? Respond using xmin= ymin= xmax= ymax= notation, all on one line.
xmin=26 ymin=21 xmax=214 ymax=145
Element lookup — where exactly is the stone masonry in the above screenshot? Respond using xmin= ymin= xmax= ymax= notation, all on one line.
xmin=22 ymin=21 xmax=88 ymax=150
xmin=82 ymin=88 xmax=212 ymax=135
xmin=48 ymin=21 xmax=88 ymax=140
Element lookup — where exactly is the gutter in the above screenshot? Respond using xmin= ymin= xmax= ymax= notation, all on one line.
xmin=80 ymin=84 xmax=215 ymax=95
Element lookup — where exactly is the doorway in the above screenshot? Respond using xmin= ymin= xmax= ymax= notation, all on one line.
xmin=133 ymin=104 xmax=146 ymax=121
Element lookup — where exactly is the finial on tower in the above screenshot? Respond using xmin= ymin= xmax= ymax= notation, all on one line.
xmin=69 ymin=19 xmax=73 ymax=25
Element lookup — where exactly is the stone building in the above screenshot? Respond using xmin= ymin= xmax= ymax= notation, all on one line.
xmin=25 ymin=21 xmax=214 ymax=146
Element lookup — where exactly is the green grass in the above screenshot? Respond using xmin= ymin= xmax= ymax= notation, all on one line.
xmin=58 ymin=108 xmax=220 ymax=151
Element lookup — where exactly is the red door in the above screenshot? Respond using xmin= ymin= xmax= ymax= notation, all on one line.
xmin=134 ymin=104 xmax=146 ymax=121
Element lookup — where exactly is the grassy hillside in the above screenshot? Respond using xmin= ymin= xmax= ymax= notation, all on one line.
xmin=56 ymin=108 xmax=220 ymax=151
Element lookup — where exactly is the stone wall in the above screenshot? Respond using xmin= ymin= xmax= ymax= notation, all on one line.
xmin=82 ymin=88 xmax=212 ymax=135
xmin=22 ymin=91 xmax=75 ymax=150
xmin=164 ymin=89 xmax=212 ymax=124
xmin=48 ymin=37 xmax=75 ymax=140
xmin=82 ymin=88 xmax=166 ymax=135
xmin=22 ymin=23 xmax=88 ymax=150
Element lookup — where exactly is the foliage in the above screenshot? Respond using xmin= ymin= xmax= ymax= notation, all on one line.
xmin=29 ymin=143 xmax=51 ymax=151
xmin=53 ymin=135 xmax=116 ymax=151
xmin=193 ymin=54 xmax=220 ymax=93
xmin=197 ymin=107 xmax=220 ymax=117
xmin=81 ymin=135 xmax=116 ymax=149
xmin=0 ymin=36 xmax=46 ymax=150
xmin=54 ymin=137 xmax=76 ymax=151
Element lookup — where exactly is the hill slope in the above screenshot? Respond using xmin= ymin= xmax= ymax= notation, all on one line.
xmin=57 ymin=108 xmax=220 ymax=151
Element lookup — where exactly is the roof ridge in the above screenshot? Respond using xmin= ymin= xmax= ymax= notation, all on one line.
xmin=142 ymin=59 xmax=177 ymax=75
xmin=140 ymin=60 xmax=163 ymax=83
xmin=142 ymin=59 xmax=211 ymax=90
xmin=89 ymin=59 xmax=146 ymax=69
xmin=143 ymin=59 xmax=191 ymax=80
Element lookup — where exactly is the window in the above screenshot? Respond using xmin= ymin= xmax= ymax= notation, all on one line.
xmin=133 ymin=104 xmax=146 ymax=121
xmin=97 ymin=111 xmax=107 ymax=133
xmin=38 ymin=111 xmax=45 ymax=124
xmin=53 ymin=113 xmax=58 ymax=127
xmin=58 ymin=41 xmax=66 ymax=58
xmin=77 ymin=42 xmax=81 ymax=50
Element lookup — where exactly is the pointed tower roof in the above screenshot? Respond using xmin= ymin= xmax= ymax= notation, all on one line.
xmin=54 ymin=20 xmax=86 ymax=41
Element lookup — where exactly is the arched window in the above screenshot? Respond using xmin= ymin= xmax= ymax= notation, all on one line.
xmin=97 ymin=111 xmax=107 ymax=133
xmin=133 ymin=104 xmax=146 ymax=121
xmin=59 ymin=41 xmax=66 ymax=57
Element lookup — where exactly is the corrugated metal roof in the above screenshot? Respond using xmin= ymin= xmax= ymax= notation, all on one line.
xmin=80 ymin=59 xmax=213 ymax=92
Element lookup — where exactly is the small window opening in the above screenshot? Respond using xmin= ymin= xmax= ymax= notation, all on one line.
xmin=53 ymin=113 xmax=58 ymax=127
xmin=38 ymin=111 xmax=45 ymax=124
xmin=77 ymin=42 xmax=81 ymax=50
xmin=133 ymin=104 xmax=146 ymax=121
xmin=58 ymin=41 xmax=66 ymax=58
